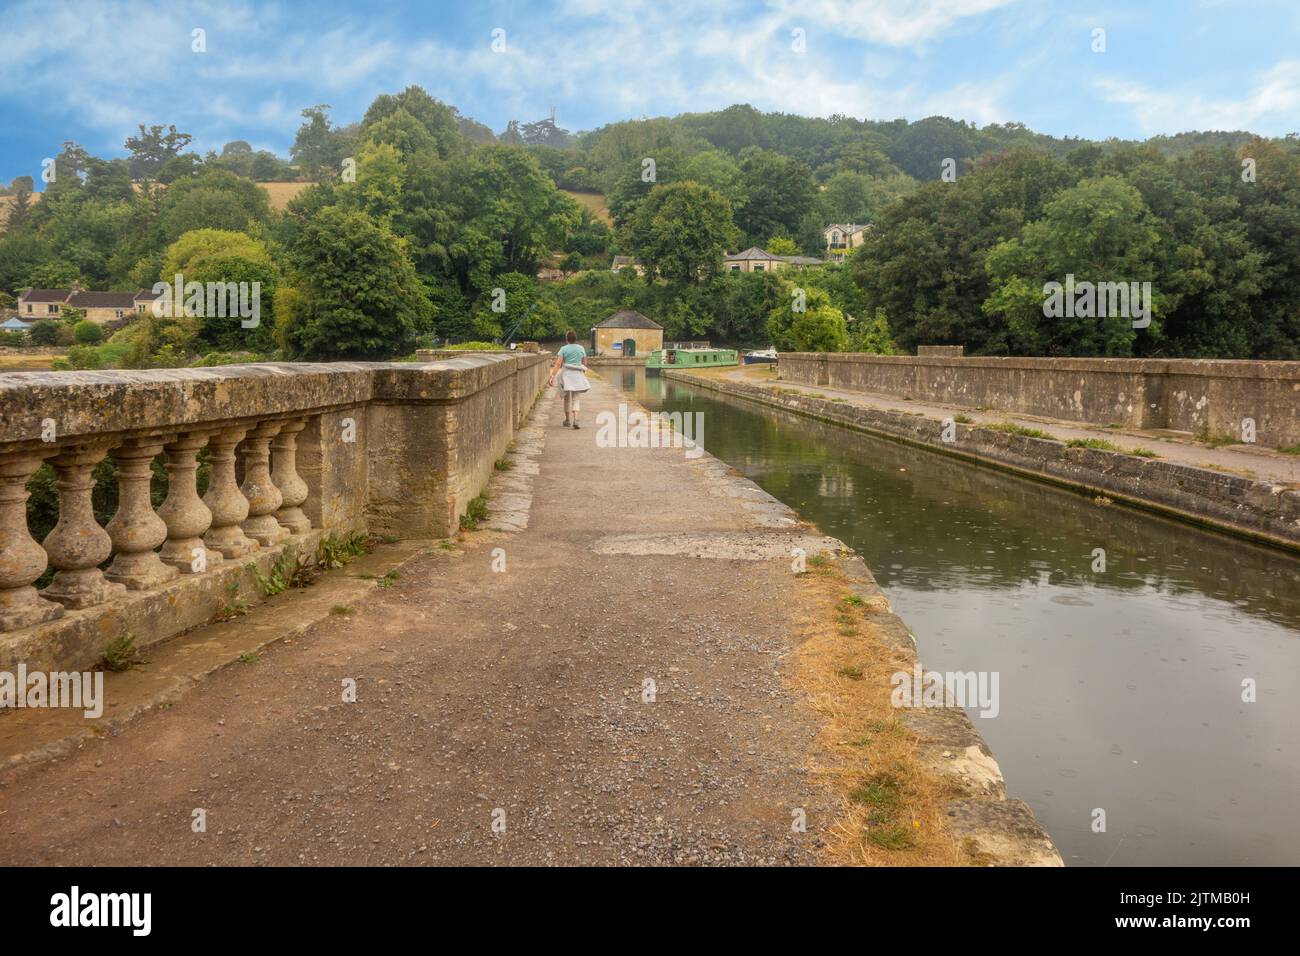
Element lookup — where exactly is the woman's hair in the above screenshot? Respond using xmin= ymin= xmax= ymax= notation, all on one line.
xmin=565 ymin=329 xmax=577 ymax=343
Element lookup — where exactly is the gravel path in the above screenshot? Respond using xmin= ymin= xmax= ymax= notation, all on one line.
xmin=0 ymin=377 xmax=839 ymax=866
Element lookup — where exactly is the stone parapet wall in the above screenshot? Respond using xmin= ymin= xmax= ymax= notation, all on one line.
xmin=779 ymin=353 xmax=1300 ymax=448
xmin=0 ymin=354 xmax=548 ymax=669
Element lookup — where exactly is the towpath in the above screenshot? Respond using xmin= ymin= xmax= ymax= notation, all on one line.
xmin=0 ymin=376 xmax=861 ymax=865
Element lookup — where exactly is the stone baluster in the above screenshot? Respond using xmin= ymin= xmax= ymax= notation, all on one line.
xmin=240 ymin=420 xmax=289 ymax=547
xmin=203 ymin=426 xmax=257 ymax=558
xmin=157 ymin=432 xmax=220 ymax=574
xmin=0 ymin=452 xmax=64 ymax=630
xmin=105 ymin=436 xmax=179 ymax=590
xmin=41 ymin=443 xmax=127 ymax=609
xmin=271 ymin=418 xmax=311 ymax=535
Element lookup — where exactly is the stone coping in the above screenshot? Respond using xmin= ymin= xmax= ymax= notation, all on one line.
xmin=0 ymin=355 xmax=547 ymax=449
xmin=784 ymin=352 xmax=1300 ymax=381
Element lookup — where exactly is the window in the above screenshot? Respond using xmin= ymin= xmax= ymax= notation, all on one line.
xmin=115 ymin=310 xmax=124 ymax=319
xmin=25 ymin=304 xmax=32 ymax=313
xmin=753 ymin=263 xmax=764 ymax=272
xmin=48 ymin=304 xmax=59 ymax=314
xmin=729 ymin=264 xmax=740 ymax=272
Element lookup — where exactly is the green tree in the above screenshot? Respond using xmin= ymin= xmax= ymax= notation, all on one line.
xmin=278 ymin=207 xmax=432 ymax=359
xmin=983 ymin=176 xmax=1163 ymax=355
xmin=124 ymin=124 xmax=193 ymax=180
xmin=735 ymin=149 xmax=818 ymax=250
xmin=624 ymin=181 xmax=739 ymax=284
xmin=157 ymin=170 xmax=270 ymax=244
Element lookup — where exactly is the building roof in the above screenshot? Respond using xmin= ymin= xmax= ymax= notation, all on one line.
xmin=134 ymin=289 xmax=162 ymax=300
xmin=1 ymin=317 xmax=32 ymax=329
xmin=595 ymin=309 xmax=663 ymax=330
xmin=724 ymin=247 xmax=783 ymax=262
xmin=782 ymin=255 xmax=825 ymax=266
xmin=18 ymin=288 xmax=72 ymax=303
xmin=68 ymin=291 xmax=138 ymax=309
xmin=825 ymin=223 xmax=867 ymax=235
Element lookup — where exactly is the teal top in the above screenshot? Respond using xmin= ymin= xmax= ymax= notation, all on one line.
xmin=558 ymin=343 xmax=586 ymax=367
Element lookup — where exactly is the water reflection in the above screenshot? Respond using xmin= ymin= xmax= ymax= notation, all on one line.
xmin=618 ymin=369 xmax=1300 ymax=866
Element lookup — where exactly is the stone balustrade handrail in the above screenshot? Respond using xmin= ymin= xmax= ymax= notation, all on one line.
xmin=0 ymin=357 xmax=528 ymax=449
xmin=0 ymin=354 xmax=550 ymax=651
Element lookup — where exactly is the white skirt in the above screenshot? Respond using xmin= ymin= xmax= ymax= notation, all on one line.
xmin=557 ymin=365 xmax=591 ymax=392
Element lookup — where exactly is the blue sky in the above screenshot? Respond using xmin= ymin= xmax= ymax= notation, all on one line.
xmin=1 ymin=0 xmax=1298 ymax=184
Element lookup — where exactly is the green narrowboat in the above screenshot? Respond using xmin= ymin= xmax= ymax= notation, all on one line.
xmin=645 ymin=344 xmax=739 ymax=372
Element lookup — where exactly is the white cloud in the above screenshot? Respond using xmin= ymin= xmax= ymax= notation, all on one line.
xmin=767 ymin=0 xmax=1021 ymax=48
xmin=1097 ymin=60 xmax=1300 ymax=134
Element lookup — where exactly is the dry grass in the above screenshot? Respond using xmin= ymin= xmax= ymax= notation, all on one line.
xmin=788 ymin=556 xmax=964 ymax=866
xmin=256 ymin=181 xmax=314 ymax=211
xmin=562 ymin=190 xmax=613 ymax=226
xmin=0 ymin=354 xmax=63 ymax=370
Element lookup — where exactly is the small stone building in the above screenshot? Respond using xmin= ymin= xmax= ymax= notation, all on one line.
xmin=592 ymin=310 xmax=663 ymax=357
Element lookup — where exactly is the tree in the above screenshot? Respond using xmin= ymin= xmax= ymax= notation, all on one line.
xmin=451 ymin=147 xmax=579 ymax=292
xmin=983 ymin=176 xmax=1163 ymax=355
xmin=278 ymin=207 xmax=432 ymax=359
xmin=291 ymin=106 xmax=354 ymax=180
xmin=28 ymin=319 xmax=61 ymax=345
xmin=735 ymin=150 xmax=818 ymax=249
xmin=124 ymin=124 xmax=193 ymax=179
xmin=765 ymin=236 xmax=799 ymax=256
xmin=624 ymin=181 xmax=739 ymax=284
xmin=157 ymin=169 xmax=270 ymax=243
xmin=766 ymin=285 xmax=847 ymax=351
xmin=361 ymin=87 xmax=460 ymax=158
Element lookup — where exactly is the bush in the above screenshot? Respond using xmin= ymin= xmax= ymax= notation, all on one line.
xmin=28 ymin=319 xmax=61 ymax=346
xmin=445 ymin=341 xmax=504 ymax=351
xmin=73 ymin=320 xmax=105 ymax=344
xmin=0 ymin=330 xmax=29 ymax=347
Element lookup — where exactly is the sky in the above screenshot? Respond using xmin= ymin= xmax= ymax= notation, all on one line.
xmin=1 ymin=0 xmax=1297 ymax=184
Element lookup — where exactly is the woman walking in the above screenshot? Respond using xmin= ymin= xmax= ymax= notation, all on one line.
xmin=550 ymin=329 xmax=591 ymax=429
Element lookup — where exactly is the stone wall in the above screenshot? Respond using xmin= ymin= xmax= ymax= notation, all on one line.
xmin=779 ymin=354 xmax=1300 ymax=448
xmin=0 ymin=354 xmax=549 ymax=671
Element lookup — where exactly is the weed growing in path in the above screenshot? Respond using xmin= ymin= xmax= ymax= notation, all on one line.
xmin=102 ymin=634 xmax=145 ymax=672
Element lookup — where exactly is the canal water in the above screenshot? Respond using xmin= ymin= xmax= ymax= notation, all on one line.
xmin=614 ymin=369 xmax=1300 ymax=866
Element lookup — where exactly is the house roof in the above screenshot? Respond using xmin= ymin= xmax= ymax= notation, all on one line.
xmin=18 ymin=288 xmax=72 ymax=303
xmin=783 ymin=255 xmax=825 ymax=266
xmin=724 ymin=247 xmax=782 ymax=262
xmin=1 ymin=317 xmax=32 ymax=329
xmin=68 ymin=291 xmax=137 ymax=309
xmin=825 ymin=223 xmax=866 ymax=235
xmin=595 ymin=309 xmax=663 ymax=330
xmin=134 ymin=289 xmax=162 ymax=300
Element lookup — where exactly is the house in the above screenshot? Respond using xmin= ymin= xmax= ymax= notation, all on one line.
xmin=591 ymin=309 xmax=663 ymax=357
xmin=723 ymin=247 xmax=825 ymax=273
xmin=17 ymin=288 xmax=72 ymax=319
xmin=17 ymin=285 xmax=152 ymax=324
xmin=611 ymin=255 xmax=647 ymax=277
xmin=824 ymin=224 xmax=868 ymax=261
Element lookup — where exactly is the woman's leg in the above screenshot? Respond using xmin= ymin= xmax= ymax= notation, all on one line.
xmin=569 ymin=392 xmax=580 ymax=427
xmin=562 ymin=390 xmax=572 ymax=424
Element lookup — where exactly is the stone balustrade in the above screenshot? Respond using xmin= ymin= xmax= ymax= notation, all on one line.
xmin=0 ymin=354 xmax=549 ymax=671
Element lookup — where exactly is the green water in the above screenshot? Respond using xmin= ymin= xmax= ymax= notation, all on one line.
xmin=616 ymin=369 xmax=1300 ymax=867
